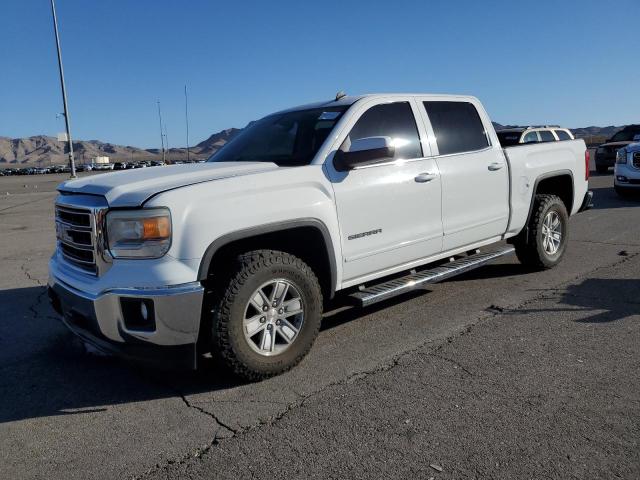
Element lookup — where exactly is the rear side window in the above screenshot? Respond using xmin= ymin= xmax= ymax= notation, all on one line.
xmin=554 ymin=130 xmax=571 ymax=141
xmin=539 ymin=130 xmax=556 ymax=142
xmin=523 ymin=131 xmax=539 ymax=143
xmin=345 ymin=102 xmax=422 ymax=159
xmin=423 ymin=101 xmax=490 ymax=155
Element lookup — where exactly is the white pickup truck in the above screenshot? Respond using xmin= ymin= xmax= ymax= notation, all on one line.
xmin=48 ymin=93 xmax=593 ymax=380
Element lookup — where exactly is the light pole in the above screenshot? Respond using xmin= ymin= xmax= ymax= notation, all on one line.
xmin=184 ymin=85 xmax=190 ymax=162
xmin=50 ymin=0 xmax=76 ymax=178
xmin=157 ymin=100 xmax=166 ymax=164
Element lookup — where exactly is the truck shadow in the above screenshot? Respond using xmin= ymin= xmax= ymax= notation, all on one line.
xmin=0 ymin=284 xmax=430 ymax=425
xmin=496 ymin=278 xmax=639 ymax=324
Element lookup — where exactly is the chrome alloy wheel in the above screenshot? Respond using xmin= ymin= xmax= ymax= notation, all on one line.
xmin=243 ymin=279 xmax=304 ymax=356
xmin=542 ymin=211 xmax=562 ymax=255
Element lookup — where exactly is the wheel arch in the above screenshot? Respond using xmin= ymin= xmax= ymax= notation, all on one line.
xmin=197 ymin=218 xmax=337 ymax=299
xmin=528 ymin=170 xmax=574 ymax=222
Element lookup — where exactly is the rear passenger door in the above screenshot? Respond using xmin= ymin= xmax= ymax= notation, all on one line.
xmin=419 ymin=99 xmax=509 ymax=251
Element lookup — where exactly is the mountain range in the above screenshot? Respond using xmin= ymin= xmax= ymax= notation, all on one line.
xmin=0 ymin=124 xmax=626 ymax=166
xmin=0 ymin=128 xmax=240 ymax=166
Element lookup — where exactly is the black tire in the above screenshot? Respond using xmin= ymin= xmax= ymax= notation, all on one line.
xmin=513 ymin=194 xmax=569 ymax=269
xmin=210 ymin=250 xmax=322 ymax=381
xmin=595 ymin=164 xmax=609 ymax=174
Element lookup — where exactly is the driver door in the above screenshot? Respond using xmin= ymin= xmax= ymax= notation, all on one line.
xmin=325 ymin=98 xmax=443 ymax=284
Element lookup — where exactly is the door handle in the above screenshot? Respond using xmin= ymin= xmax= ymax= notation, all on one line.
xmin=488 ymin=162 xmax=503 ymax=171
xmin=414 ymin=172 xmax=438 ymax=183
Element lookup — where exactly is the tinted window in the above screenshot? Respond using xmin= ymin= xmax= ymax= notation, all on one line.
xmin=523 ymin=131 xmax=539 ymax=143
xmin=539 ymin=130 xmax=556 ymax=142
xmin=423 ymin=101 xmax=490 ymax=155
xmin=497 ymin=131 xmax=523 ymax=147
xmin=344 ymin=102 xmax=422 ymax=159
xmin=554 ymin=130 xmax=571 ymax=141
xmin=208 ymin=107 xmax=347 ymax=166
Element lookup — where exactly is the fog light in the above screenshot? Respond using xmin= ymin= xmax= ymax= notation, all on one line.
xmin=617 ymin=176 xmax=628 ymax=182
xmin=120 ymin=298 xmax=156 ymax=332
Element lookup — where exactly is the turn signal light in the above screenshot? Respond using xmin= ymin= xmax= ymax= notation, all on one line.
xmin=142 ymin=217 xmax=171 ymax=240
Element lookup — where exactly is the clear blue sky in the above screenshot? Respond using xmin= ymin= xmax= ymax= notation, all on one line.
xmin=1 ymin=0 xmax=638 ymax=148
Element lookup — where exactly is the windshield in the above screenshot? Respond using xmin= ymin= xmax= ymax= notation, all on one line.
xmin=609 ymin=128 xmax=640 ymax=142
xmin=496 ymin=131 xmax=522 ymax=147
xmin=208 ymin=106 xmax=349 ymax=166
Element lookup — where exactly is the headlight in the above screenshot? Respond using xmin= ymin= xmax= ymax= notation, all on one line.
xmin=616 ymin=149 xmax=628 ymax=164
xmin=106 ymin=208 xmax=171 ymax=258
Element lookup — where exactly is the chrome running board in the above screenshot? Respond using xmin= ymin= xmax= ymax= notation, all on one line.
xmin=349 ymin=246 xmax=516 ymax=307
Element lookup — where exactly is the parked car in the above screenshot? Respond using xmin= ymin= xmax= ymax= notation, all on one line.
xmin=595 ymin=124 xmax=640 ymax=174
xmin=49 ymin=93 xmax=592 ymax=379
xmin=33 ymin=167 xmax=49 ymax=174
xmin=76 ymin=164 xmax=93 ymax=172
xmin=614 ymin=139 xmax=640 ymax=197
xmin=113 ymin=162 xmax=128 ymax=170
xmin=496 ymin=126 xmax=574 ymax=147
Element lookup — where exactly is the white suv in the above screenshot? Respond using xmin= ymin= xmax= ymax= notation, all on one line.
xmin=497 ymin=126 xmax=574 ymax=146
xmin=614 ymin=137 xmax=640 ymax=197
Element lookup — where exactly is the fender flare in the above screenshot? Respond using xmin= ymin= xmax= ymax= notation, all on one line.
xmin=516 ymin=169 xmax=574 ymax=243
xmin=197 ymin=218 xmax=338 ymax=298
xmin=525 ymin=169 xmax=574 ymax=223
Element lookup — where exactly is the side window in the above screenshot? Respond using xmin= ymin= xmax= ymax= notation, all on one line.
xmin=344 ymin=102 xmax=422 ymax=159
xmin=522 ymin=131 xmax=539 ymax=143
xmin=554 ymin=130 xmax=571 ymax=141
xmin=539 ymin=130 xmax=556 ymax=142
xmin=423 ymin=101 xmax=490 ymax=155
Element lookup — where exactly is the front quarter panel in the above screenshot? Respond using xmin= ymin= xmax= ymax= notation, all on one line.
xmin=145 ymin=165 xmax=343 ymax=285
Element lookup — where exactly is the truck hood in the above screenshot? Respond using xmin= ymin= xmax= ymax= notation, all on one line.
xmin=57 ymin=162 xmax=279 ymax=207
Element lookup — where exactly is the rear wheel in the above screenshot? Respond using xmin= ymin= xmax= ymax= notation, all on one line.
xmin=210 ymin=250 xmax=322 ymax=381
xmin=513 ymin=194 xmax=569 ymax=269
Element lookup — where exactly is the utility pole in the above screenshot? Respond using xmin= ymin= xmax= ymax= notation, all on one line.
xmin=184 ymin=85 xmax=190 ymax=162
xmin=50 ymin=0 xmax=76 ymax=178
xmin=164 ymin=125 xmax=169 ymax=163
xmin=157 ymin=100 xmax=166 ymax=163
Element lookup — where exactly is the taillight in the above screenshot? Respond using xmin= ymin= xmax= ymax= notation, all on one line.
xmin=585 ymin=150 xmax=590 ymax=181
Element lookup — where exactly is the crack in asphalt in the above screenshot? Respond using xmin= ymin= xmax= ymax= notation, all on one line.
xmin=427 ymin=353 xmax=475 ymax=376
xmin=573 ymin=239 xmax=640 ymax=248
xmin=20 ymin=261 xmax=44 ymax=286
xmin=130 ymin=250 xmax=640 ymax=478
xmin=0 ymin=194 xmax=54 ymax=214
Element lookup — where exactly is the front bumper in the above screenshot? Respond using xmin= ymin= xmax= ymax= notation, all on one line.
xmin=614 ymin=163 xmax=640 ymax=188
xmin=48 ymin=274 xmax=204 ymax=370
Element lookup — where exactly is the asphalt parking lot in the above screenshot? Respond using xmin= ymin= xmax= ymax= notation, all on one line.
xmin=0 ymin=171 xmax=638 ymax=479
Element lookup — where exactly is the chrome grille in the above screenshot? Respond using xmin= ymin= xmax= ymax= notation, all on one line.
xmin=633 ymin=152 xmax=640 ymax=169
xmin=55 ymin=205 xmax=97 ymax=274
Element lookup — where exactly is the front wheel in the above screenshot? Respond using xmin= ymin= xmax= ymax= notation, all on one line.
xmin=210 ymin=250 xmax=322 ymax=381
xmin=513 ymin=194 xmax=569 ymax=269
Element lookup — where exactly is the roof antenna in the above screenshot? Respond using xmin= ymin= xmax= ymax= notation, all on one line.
xmin=335 ymin=90 xmax=347 ymax=101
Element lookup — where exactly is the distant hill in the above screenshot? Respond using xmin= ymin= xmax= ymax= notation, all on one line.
xmin=1 ymin=123 xmax=633 ymax=166
xmin=0 ymin=128 xmax=241 ymax=166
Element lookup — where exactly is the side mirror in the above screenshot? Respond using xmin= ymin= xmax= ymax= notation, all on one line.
xmin=334 ymin=136 xmax=395 ymax=171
